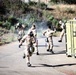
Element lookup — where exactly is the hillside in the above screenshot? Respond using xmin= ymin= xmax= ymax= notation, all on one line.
xmin=0 ymin=2 xmax=76 ymax=45
xmin=0 ymin=0 xmax=76 ymax=20
xmin=47 ymin=4 xmax=76 ymax=19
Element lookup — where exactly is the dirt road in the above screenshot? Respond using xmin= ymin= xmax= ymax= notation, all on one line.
xmin=0 ymin=37 xmax=76 ymax=75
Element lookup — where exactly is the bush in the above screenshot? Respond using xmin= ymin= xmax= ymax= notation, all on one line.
xmin=50 ymin=0 xmax=59 ymax=3
xmin=50 ymin=0 xmax=76 ymax=4
xmin=8 ymin=16 xmax=18 ymax=26
xmin=46 ymin=14 xmax=61 ymax=30
xmin=17 ymin=18 xmax=28 ymax=27
xmin=0 ymin=21 xmax=3 ymax=27
xmin=21 ymin=2 xmax=29 ymax=10
xmin=29 ymin=1 xmax=37 ymax=6
xmin=48 ymin=15 xmax=54 ymax=21
xmin=64 ymin=8 xmax=75 ymax=14
xmin=40 ymin=3 xmax=47 ymax=10
xmin=3 ymin=21 xmax=11 ymax=30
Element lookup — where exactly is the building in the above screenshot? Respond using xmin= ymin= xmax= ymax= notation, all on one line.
xmin=21 ymin=0 xmax=50 ymax=4
xmin=21 ymin=0 xmax=30 ymax=3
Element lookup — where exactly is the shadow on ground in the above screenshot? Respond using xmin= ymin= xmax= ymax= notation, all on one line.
xmin=37 ymin=50 xmax=66 ymax=56
xmin=41 ymin=63 xmax=76 ymax=67
xmin=31 ymin=63 xmax=76 ymax=68
xmin=38 ymin=45 xmax=47 ymax=47
xmin=38 ymin=45 xmax=60 ymax=47
xmin=55 ymin=50 xmax=66 ymax=54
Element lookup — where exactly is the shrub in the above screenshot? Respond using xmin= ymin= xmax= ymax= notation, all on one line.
xmin=8 ymin=16 xmax=18 ymax=26
xmin=64 ymin=8 xmax=75 ymax=14
xmin=29 ymin=1 xmax=37 ymax=6
xmin=40 ymin=3 xmax=47 ymax=10
xmin=0 ymin=21 xmax=3 ymax=27
xmin=3 ymin=21 xmax=11 ymax=30
xmin=50 ymin=0 xmax=59 ymax=3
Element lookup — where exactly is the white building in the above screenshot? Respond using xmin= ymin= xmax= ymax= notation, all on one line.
xmin=21 ymin=0 xmax=30 ymax=3
xmin=21 ymin=0 xmax=50 ymax=4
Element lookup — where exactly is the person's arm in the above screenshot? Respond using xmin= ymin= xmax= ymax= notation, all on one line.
xmin=50 ymin=30 xmax=55 ymax=34
xmin=43 ymin=30 xmax=47 ymax=36
xmin=34 ymin=29 xmax=37 ymax=37
xmin=27 ymin=29 xmax=31 ymax=34
xmin=32 ymin=36 xmax=36 ymax=44
xmin=19 ymin=35 xmax=26 ymax=48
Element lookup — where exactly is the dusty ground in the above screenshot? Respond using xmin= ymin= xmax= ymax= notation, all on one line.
xmin=47 ymin=4 xmax=76 ymax=19
xmin=0 ymin=37 xmax=76 ymax=75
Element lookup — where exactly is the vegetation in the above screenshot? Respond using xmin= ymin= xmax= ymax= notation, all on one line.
xmin=50 ymin=0 xmax=76 ymax=4
xmin=0 ymin=0 xmax=76 ymax=45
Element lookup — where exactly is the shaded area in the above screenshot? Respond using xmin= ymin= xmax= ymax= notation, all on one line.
xmin=41 ymin=63 xmax=76 ymax=67
xmin=38 ymin=45 xmax=47 ymax=47
xmin=0 ymin=66 xmax=9 ymax=68
xmin=0 ymin=6 xmax=6 ymax=15
xmin=46 ymin=8 xmax=54 ymax=11
xmin=55 ymin=50 xmax=66 ymax=54
xmin=54 ymin=45 xmax=60 ymax=47
xmin=38 ymin=53 xmax=52 ymax=56
xmin=37 ymin=50 xmax=66 ymax=56
xmin=31 ymin=63 xmax=76 ymax=68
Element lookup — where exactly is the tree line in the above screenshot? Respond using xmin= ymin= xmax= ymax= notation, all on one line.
xmin=50 ymin=0 xmax=76 ymax=4
xmin=0 ymin=0 xmax=76 ymax=16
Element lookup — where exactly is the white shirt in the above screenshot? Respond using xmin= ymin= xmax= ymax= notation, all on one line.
xmin=43 ymin=29 xmax=55 ymax=37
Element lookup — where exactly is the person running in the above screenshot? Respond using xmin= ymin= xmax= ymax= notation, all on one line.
xmin=43 ymin=25 xmax=55 ymax=54
xmin=28 ymin=24 xmax=39 ymax=55
xmin=58 ymin=20 xmax=65 ymax=42
xmin=19 ymin=31 xmax=36 ymax=67
xmin=16 ymin=23 xmax=25 ymax=42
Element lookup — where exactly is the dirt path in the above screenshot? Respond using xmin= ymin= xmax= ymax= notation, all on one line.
xmin=0 ymin=37 xmax=76 ymax=75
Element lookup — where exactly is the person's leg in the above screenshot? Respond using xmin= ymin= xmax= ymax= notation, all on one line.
xmin=24 ymin=47 xmax=31 ymax=67
xmin=34 ymin=39 xmax=39 ymax=55
xmin=23 ymin=48 xmax=26 ymax=59
xmin=26 ymin=56 xmax=31 ymax=67
xmin=18 ymin=37 xmax=22 ymax=42
xmin=35 ymin=46 xmax=39 ymax=55
xmin=58 ymin=29 xmax=65 ymax=42
xmin=46 ymin=42 xmax=50 ymax=51
xmin=49 ymin=37 xmax=54 ymax=54
xmin=23 ymin=53 xmax=26 ymax=59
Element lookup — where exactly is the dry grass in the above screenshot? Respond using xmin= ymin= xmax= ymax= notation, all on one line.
xmin=47 ymin=4 xmax=76 ymax=19
xmin=0 ymin=28 xmax=17 ymax=45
